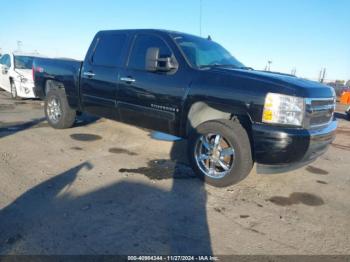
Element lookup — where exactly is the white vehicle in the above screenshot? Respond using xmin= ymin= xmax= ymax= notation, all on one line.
xmin=0 ymin=52 xmax=44 ymax=99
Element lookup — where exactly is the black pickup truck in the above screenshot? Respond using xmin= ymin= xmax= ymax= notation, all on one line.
xmin=33 ymin=29 xmax=337 ymax=187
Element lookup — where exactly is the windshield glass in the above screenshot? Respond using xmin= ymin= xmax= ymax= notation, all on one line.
xmin=14 ymin=56 xmax=35 ymax=69
xmin=173 ymin=34 xmax=245 ymax=69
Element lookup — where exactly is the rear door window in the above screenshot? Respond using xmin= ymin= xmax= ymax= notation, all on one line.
xmin=91 ymin=34 xmax=127 ymax=67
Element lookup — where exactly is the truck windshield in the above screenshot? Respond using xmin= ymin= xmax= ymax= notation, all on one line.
xmin=14 ymin=56 xmax=35 ymax=69
xmin=173 ymin=34 xmax=245 ymax=69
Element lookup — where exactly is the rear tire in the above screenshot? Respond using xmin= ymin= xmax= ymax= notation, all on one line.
xmin=188 ymin=119 xmax=253 ymax=187
xmin=45 ymin=88 xmax=76 ymax=129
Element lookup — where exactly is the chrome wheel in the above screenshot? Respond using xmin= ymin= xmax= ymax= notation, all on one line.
xmin=47 ymin=96 xmax=62 ymax=123
xmin=194 ymin=133 xmax=235 ymax=179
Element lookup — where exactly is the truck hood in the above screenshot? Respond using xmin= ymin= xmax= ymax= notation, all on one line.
xmin=14 ymin=69 xmax=33 ymax=82
xmin=211 ymin=67 xmax=335 ymax=98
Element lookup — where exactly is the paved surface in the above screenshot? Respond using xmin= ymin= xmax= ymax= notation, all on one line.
xmin=0 ymin=89 xmax=349 ymax=255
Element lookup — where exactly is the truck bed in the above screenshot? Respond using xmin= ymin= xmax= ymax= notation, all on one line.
xmin=33 ymin=57 xmax=83 ymax=109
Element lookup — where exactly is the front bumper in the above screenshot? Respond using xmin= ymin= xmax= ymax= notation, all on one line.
xmin=15 ymin=80 xmax=37 ymax=98
xmin=252 ymin=120 xmax=337 ymax=165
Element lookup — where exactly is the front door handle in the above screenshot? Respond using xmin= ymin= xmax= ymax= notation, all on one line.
xmin=120 ymin=77 xmax=136 ymax=83
xmin=83 ymin=71 xmax=95 ymax=78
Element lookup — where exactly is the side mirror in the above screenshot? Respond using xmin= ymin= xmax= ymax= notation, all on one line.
xmin=145 ymin=48 xmax=159 ymax=72
xmin=157 ymin=57 xmax=177 ymax=72
xmin=1 ymin=66 xmax=8 ymax=75
xmin=145 ymin=47 xmax=178 ymax=72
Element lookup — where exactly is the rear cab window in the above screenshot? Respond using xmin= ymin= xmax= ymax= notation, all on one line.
xmin=14 ymin=56 xmax=35 ymax=69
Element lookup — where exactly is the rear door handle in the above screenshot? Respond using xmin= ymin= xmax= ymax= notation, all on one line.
xmin=120 ymin=77 xmax=136 ymax=83
xmin=83 ymin=71 xmax=95 ymax=78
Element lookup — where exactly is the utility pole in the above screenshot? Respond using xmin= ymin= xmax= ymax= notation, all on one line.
xmin=17 ymin=41 xmax=23 ymax=52
xmin=318 ymin=70 xmax=322 ymax=82
xmin=321 ymin=68 xmax=326 ymax=83
xmin=265 ymin=60 xmax=272 ymax=71
xmin=318 ymin=68 xmax=326 ymax=83
xmin=199 ymin=0 xmax=203 ymax=36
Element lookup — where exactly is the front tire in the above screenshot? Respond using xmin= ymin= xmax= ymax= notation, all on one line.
xmin=45 ymin=88 xmax=76 ymax=129
xmin=188 ymin=119 xmax=253 ymax=187
xmin=10 ymin=81 xmax=18 ymax=100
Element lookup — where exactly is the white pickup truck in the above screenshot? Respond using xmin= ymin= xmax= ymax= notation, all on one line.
xmin=0 ymin=52 xmax=44 ymax=99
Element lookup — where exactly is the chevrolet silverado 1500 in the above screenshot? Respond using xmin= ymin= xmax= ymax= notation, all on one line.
xmin=33 ymin=29 xmax=337 ymax=187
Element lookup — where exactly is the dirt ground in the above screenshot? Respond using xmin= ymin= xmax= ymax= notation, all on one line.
xmin=0 ymin=89 xmax=349 ymax=255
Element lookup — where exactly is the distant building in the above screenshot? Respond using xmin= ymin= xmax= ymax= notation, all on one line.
xmin=328 ymin=80 xmax=350 ymax=97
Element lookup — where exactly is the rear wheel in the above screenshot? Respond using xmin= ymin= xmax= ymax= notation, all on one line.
xmin=45 ymin=88 xmax=76 ymax=129
xmin=188 ymin=119 xmax=253 ymax=187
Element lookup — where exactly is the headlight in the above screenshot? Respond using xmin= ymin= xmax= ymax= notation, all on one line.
xmin=20 ymin=77 xmax=28 ymax=83
xmin=17 ymin=75 xmax=28 ymax=83
xmin=262 ymin=93 xmax=305 ymax=126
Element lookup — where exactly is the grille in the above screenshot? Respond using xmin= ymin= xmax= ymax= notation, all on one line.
xmin=305 ymin=98 xmax=335 ymax=128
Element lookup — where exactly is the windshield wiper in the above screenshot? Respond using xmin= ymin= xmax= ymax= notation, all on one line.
xmin=199 ymin=64 xmax=254 ymax=70
xmin=199 ymin=64 xmax=238 ymax=69
xmin=238 ymin=66 xmax=254 ymax=70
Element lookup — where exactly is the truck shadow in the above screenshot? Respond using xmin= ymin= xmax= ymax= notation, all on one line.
xmin=0 ymin=114 xmax=100 ymax=139
xmin=0 ymin=140 xmax=212 ymax=254
xmin=0 ymin=117 xmax=47 ymax=139
xmin=74 ymin=113 xmax=101 ymax=128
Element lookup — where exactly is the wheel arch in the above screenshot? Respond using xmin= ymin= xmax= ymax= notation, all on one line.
xmin=185 ymin=101 xmax=252 ymax=133
xmin=184 ymin=101 xmax=255 ymax=157
xmin=44 ymin=79 xmax=80 ymax=111
xmin=44 ymin=79 xmax=65 ymax=96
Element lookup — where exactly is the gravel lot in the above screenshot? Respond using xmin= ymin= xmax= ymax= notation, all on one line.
xmin=0 ymin=89 xmax=349 ymax=255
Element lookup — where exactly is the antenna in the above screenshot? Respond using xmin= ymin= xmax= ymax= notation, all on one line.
xmin=199 ymin=0 xmax=203 ymax=36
